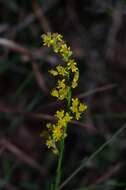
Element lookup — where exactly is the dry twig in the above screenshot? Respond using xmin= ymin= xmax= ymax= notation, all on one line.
xmin=0 ymin=139 xmax=47 ymax=176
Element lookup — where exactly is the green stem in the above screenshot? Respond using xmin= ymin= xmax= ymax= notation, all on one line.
xmin=67 ymin=87 xmax=72 ymax=109
xmin=54 ymin=87 xmax=72 ymax=190
xmin=55 ymin=138 xmax=65 ymax=190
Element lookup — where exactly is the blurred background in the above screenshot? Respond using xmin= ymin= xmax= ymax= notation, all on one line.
xmin=0 ymin=0 xmax=126 ymax=189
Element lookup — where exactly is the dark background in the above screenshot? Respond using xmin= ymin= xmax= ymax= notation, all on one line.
xmin=0 ymin=0 xmax=126 ymax=189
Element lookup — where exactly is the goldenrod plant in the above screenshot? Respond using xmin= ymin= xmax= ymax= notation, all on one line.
xmin=41 ymin=33 xmax=87 ymax=190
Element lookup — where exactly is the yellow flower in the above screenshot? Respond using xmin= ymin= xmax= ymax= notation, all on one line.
xmin=49 ymin=65 xmax=67 ymax=77
xmin=57 ymin=79 xmax=66 ymax=89
xmin=52 ymin=79 xmax=69 ymax=100
xmin=72 ymin=71 xmax=79 ymax=88
xmin=49 ymin=69 xmax=58 ymax=76
xmin=70 ymin=98 xmax=87 ymax=120
xmin=56 ymin=65 xmax=66 ymax=76
xmin=46 ymin=138 xmax=59 ymax=154
xmin=55 ymin=110 xmax=72 ymax=127
xmin=67 ymin=59 xmax=78 ymax=72
xmin=71 ymin=97 xmax=79 ymax=106
xmin=55 ymin=110 xmax=64 ymax=120
xmin=64 ymin=112 xmax=73 ymax=123
xmin=51 ymin=86 xmax=68 ymax=100
xmin=46 ymin=123 xmax=52 ymax=131
xmin=52 ymin=125 xmax=63 ymax=141
xmin=55 ymin=110 xmax=66 ymax=127
xmin=71 ymin=65 xmax=78 ymax=73
xmin=76 ymin=112 xmax=81 ymax=120
xmin=42 ymin=33 xmax=72 ymax=62
xmin=58 ymin=87 xmax=68 ymax=100
xmin=42 ymin=32 xmax=73 ymax=62
xmin=60 ymin=43 xmax=72 ymax=61
xmin=51 ymin=89 xmax=59 ymax=98
xmin=46 ymin=138 xmax=54 ymax=148
xmin=52 ymin=33 xmax=63 ymax=53
xmin=41 ymin=32 xmax=52 ymax=47
xmin=53 ymin=45 xmax=61 ymax=53
xmin=54 ymin=33 xmax=63 ymax=41
xmin=79 ymin=103 xmax=87 ymax=112
xmin=70 ymin=98 xmax=78 ymax=112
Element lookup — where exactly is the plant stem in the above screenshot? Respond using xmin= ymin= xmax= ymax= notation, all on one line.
xmin=54 ymin=138 xmax=65 ymax=190
xmin=54 ymin=87 xmax=72 ymax=190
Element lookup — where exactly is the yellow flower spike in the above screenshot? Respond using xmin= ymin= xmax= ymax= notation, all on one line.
xmin=41 ymin=32 xmax=87 ymax=154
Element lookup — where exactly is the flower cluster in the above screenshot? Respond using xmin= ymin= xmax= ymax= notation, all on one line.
xmin=45 ymin=110 xmax=72 ymax=154
xmin=42 ymin=32 xmax=79 ymax=100
xmin=71 ymin=98 xmax=87 ymax=120
xmin=41 ymin=33 xmax=87 ymax=154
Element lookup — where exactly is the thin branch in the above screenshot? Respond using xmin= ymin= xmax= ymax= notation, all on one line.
xmin=0 ymin=139 xmax=47 ymax=176
xmin=32 ymin=0 xmax=51 ymax=32
xmin=0 ymin=104 xmax=92 ymax=130
xmin=78 ymin=83 xmax=117 ymax=99
xmin=0 ymin=38 xmax=31 ymax=56
xmin=59 ymin=123 xmax=126 ymax=189
xmin=90 ymin=163 xmax=121 ymax=186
